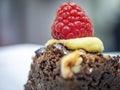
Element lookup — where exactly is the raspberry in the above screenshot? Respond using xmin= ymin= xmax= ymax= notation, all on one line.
xmin=51 ymin=2 xmax=94 ymax=40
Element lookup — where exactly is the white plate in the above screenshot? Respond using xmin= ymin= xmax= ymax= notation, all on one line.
xmin=0 ymin=44 xmax=40 ymax=90
xmin=104 ymin=52 xmax=120 ymax=56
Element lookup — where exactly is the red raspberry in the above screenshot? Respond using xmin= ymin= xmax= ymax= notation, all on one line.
xmin=51 ymin=2 xmax=94 ymax=40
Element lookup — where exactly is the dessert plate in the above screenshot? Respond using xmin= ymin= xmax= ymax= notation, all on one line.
xmin=0 ymin=44 xmax=40 ymax=90
xmin=0 ymin=44 xmax=119 ymax=90
xmin=104 ymin=52 xmax=120 ymax=56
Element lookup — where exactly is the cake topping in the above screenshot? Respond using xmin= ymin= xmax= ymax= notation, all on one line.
xmin=46 ymin=37 xmax=104 ymax=52
xmin=49 ymin=2 xmax=104 ymax=53
xmin=51 ymin=2 xmax=94 ymax=40
xmin=53 ymin=44 xmax=70 ymax=54
xmin=61 ymin=50 xmax=83 ymax=78
xmin=35 ymin=46 xmax=45 ymax=57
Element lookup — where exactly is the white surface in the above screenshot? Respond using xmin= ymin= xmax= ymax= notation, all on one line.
xmin=0 ymin=44 xmax=40 ymax=90
xmin=104 ymin=52 xmax=120 ymax=56
xmin=0 ymin=44 xmax=119 ymax=90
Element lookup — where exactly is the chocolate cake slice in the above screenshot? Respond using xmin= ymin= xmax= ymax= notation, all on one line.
xmin=24 ymin=1 xmax=120 ymax=90
xmin=24 ymin=44 xmax=120 ymax=90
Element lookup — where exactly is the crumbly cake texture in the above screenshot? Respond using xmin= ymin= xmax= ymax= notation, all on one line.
xmin=24 ymin=44 xmax=120 ymax=90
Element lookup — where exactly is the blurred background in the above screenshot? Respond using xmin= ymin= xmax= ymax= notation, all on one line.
xmin=0 ymin=0 xmax=120 ymax=52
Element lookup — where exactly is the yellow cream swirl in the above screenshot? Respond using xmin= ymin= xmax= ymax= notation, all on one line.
xmin=46 ymin=37 xmax=104 ymax=52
